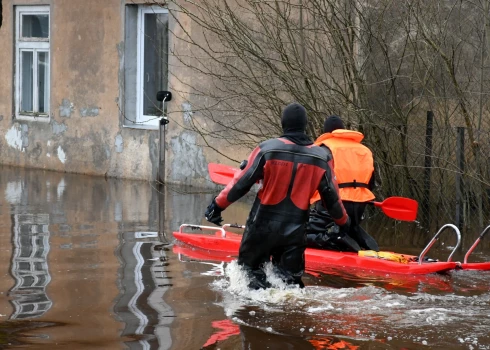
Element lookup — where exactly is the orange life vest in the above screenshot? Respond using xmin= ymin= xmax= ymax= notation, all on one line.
xmin=311 ymin=129 xmax=375 ymax=203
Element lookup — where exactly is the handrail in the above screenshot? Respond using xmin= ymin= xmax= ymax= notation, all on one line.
xmin=463 ymin=224 xmax=490 ymax=264
xmin=222 ymin=223 xmax=246 ymax=230
xmin=178 ymin=224 xmax=226 ymax=238
xmin=418 ymin=224 xmax=461 ymax=264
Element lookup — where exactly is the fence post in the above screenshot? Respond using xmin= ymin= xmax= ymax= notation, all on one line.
xmin=455 ymin=127 xmax=465 ymax=230
xmin=423 ymin=111 xmax=434 ymax=228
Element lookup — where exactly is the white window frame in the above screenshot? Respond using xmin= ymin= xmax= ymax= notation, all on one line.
xmin=136 ymin=6 xmax=168 ymax=127
xmin=15 ymin=6 xmax=51 ymax=122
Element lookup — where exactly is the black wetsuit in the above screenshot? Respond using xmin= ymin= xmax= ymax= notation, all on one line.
xmin=215 ymin=137 xmax=348 ymax=288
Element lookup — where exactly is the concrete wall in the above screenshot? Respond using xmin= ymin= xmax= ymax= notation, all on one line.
xmin=0 ymin=0 xmax=250 ymax=186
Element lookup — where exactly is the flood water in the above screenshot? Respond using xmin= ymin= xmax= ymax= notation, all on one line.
xmin=0 ymin=165 xmax=489 ymax=349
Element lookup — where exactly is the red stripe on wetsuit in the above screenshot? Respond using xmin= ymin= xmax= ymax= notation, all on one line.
xmin=215 ymin=139 xmax=348 ymax=226
xmin=215 ymin=146 xmax=261 ymax=209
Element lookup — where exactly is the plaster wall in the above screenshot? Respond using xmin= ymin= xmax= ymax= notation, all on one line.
xmin=0 ymin=0 xmax=251 ymax=186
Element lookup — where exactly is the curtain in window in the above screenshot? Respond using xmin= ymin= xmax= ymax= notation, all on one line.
xmin=38 ymin=52 xmax=49 ymax=113
xmin=21 ymin=51 xmax=34 ymax=112
xmin=143 ymin=13 xmax=168 ymax=116
xmin=22 ymin=14 xmax=49 ymax=38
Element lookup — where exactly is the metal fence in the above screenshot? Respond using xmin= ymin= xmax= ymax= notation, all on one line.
xmin=363 ymin=112 xmax=490 ymax=236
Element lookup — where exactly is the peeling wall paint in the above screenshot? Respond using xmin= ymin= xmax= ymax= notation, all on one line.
xmin=170 ymin=131 xmax=207 ymax=182
xmin=80 ymin=107 xmax=100 ymax=117
xmin=182 ymin=102 xmax=193 ymax=124
xmin=59 ymin=99 xmax=74 ymax=117
xmin=52 ymin=121 xmax=67 ymax=135
xmin=21 ymin=124 xmax=28 ymax=149
xmin=149 ymin=132 xmax=159 ymax=181
xmin=5 ymin=124 xmax=24 ymax=151
xmin=57 ymin=146 xmax=66 ymax=164
xmin=115 ymin=134 xmax=123 ymax=153
xmin=30 ymin=142 xmax=42 ymax=159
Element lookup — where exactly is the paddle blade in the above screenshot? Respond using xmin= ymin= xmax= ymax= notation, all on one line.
xmin=208 ymin=163 xmax=240 ymax=185
xmin=374 ymin=197 xmax=418 ymax=221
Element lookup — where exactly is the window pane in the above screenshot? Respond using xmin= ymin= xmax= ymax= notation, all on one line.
xmin=21 ymin=51 xmax=34 ymax=112
xmin=143 ymin=13 xmax=168 ymax=116
xmin=22 ymin=14 xmax=49 ymax=38
xmin=38 ymin=52 xmax=49 ymax=113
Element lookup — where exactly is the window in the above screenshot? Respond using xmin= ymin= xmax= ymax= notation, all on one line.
xmin=125 ymin=5 xmax=169 ymax=128
xmin=15 ymin=6 xmax=50 ymax=121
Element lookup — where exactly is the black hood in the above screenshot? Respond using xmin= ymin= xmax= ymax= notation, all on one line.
xmin=281 ymin=102 xmax=307 ymax=133
xmin=323 ymin=115 xmax=345 ymax=133
xmin=280 ymin=103 xmax=312 ymax=146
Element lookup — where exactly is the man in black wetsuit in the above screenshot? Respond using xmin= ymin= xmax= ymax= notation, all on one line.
xmin=204 ymin=103 xmax=350 ymax=289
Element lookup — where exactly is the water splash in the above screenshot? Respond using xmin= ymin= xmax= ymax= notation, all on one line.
xmin=207 ymin=260 xmax=490 ymax=348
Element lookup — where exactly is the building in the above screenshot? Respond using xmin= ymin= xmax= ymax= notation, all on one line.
xmin=0 ymin=0 xmax=245 ymax=186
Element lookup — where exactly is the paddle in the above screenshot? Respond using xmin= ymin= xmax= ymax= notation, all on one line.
xmin=370 ymin=197 xmax=418 ymax=222
xmin=208 ymin=162 xmax=418 ymax=222
xmin=208 ymin=163 xmax=240 ymax=186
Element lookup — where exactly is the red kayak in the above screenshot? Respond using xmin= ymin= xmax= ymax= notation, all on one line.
xmin=173 ymin=224 xmax=460 ymax=275
xmin=173 ymin=244 xmax=457 ymax=292
xmin=201 ymin=164 xmax=489 ymax=272
xmin=173 ymin=223 xmax=490 ymax=274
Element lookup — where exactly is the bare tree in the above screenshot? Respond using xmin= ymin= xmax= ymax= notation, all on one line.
xmin=164 ymin=0 xmax=490 ymax=232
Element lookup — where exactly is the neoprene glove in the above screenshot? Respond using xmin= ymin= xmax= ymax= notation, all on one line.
xmin=205 ymin=197 xmax=224 ymax=226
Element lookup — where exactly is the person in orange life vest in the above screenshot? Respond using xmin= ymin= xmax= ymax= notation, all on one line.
xmin=204 ymin=103 xmax=350 ymax=289
xmin=306 ymin=115 xmax=379 ymax=252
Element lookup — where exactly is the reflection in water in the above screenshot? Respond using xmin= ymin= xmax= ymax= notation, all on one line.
xmin=202 ymin=319 xmax=240 ymax=348
xmin=114 ymin=231 xmax=174 ymax=350
xmin=9 ymin=213 xmax=52 ymax=320
xmin=0 ymin=166 xmax=181 ymax=349
xmin=2 ymin=165 xmax=488 ymax=349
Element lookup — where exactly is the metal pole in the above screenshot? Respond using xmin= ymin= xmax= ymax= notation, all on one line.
xmin=158 ymin=174 xmax=166 ymax=240
xmin=156 ymin=91 xmax=171 ymax=185
xmin=155 ymin=90 xmax=171 ymax=240
xmin=158 ymin=118 xmax=167 ymax=185
xmin=158 ymin=117 xmax=169 ymax=240
xmin=456 ymin=127 xmax=465 ymax=230
xmin=423 ymin=111 xmax=433 ymax=228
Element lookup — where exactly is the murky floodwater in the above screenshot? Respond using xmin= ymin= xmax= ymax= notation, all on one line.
xmin=0 ymin=165 xmax=489 ymax=349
